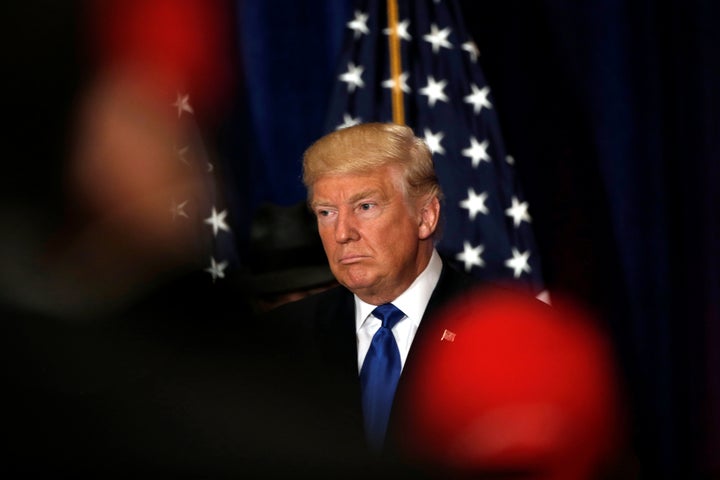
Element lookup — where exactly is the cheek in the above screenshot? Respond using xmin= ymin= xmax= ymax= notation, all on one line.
xmin=386 ymin=219 xmax=418 ymax=247
xmin=385 ymin=242 xmax=409 ymax=267
xmin=318 ymin=230 xmax=336 ymax=254
xmin=366 ymin=230 xmax=403 ymax=265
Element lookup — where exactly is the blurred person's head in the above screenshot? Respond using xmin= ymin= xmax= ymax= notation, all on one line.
xmin=68 ymin=71 xmax=211 ymax=262
xmin=34 ymin=71 xmax=217 ymax=318
xmin=1 ymin=2 xmax=234 ymax=321
xmin=302 ymin=122 xmax=442 ymax=305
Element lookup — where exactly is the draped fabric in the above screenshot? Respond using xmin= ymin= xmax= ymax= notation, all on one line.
xmin=461 ymin=2 xmax=719 ymax=477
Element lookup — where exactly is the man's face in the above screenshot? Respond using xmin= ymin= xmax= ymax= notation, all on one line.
xmin=310 ymin=165 xmax=435 ymax=304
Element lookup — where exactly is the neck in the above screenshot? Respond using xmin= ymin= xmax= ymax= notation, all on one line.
xmin=354 ymin=246 xmax=435 ymax=305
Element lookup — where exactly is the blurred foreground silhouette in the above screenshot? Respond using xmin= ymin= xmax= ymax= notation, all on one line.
xmin=395 ymin=288 xmax=636 ymax=479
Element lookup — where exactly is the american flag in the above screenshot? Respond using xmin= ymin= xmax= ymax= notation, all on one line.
xmin=169 ymin=92 xmax=238 ymax=284
xmin=324 ymin=0 xmax=546 ymax=298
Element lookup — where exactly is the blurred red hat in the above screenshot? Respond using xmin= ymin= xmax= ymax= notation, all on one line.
xmin=394 ymin=288 xmax=627 ymax=479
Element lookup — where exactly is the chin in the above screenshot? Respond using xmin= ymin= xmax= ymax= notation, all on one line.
xmin=340 ymin=279 xmax=371 ymax=293
xmin=338 ymin=273 xmax=377 ymax=295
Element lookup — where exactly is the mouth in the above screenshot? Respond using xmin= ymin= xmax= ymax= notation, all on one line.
xmin=338 ymin=254 xmax=367 ymax=265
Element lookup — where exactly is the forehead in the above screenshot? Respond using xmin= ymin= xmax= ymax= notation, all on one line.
xmin=311 ymin=166 xmax=403 ymax=204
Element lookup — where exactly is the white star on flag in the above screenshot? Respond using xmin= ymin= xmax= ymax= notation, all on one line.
xmin=462 ymin=40 xmax=480 ymax=62
xmin=423 ymin=128 xmax=445 ymax=155
xmin=420 ymin=76 xmax=449 ymax=107
xmin=383 ymin=19 xmax=412 ymax=41
xmin=337 ymin=113 xmax=362 ymax=130
xmin=505 ymin=248 xmax=532 ymax=278
xmin=204 ymin=206 xmax=231 ymax=237
xmin=382 ymin=71 xmax=411 ymax=93
xmin=347 ymin=10 xmax=370 ymax=38
xmin=459 ymin=187 xmax=489 ymax=220
xmin=205 ymin=257 xmax=228 ymax=283
xmin=456 ymin=241 xmax=485 ymax=272
xmin=464 ymin=84 xmax=492 ymax=114
xmin=172 ymin=92 xmax=194 ymax=118
xmin=423 ymin=23 xmax=453 ymax=53
xmin=505 ymin=196 xmax=532 ymax=227
xmin=339 ymin=62 xmax=365 ymax=92
xmin=462 ymin=136 xmax=491 ymax=167
xmin=176 ymin=145 xmax=190 ymax=165
xmin=170 ymin=199 xmax=189 ymax=220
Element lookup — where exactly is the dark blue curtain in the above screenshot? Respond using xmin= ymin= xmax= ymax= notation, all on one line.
xmin=458 ymin=2 xmax=718 ymax=478
xmin=219 ymin=0 xmax=352 ymax=260
xmin=221 ymin=1 xmax=719 ymax=478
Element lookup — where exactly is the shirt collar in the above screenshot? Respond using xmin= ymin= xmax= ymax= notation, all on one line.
xmin=355 ymin=249 xmax=443 ymax=332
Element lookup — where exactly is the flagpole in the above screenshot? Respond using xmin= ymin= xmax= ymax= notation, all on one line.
xmin=386 ymin=0 xmax=404 ymax=125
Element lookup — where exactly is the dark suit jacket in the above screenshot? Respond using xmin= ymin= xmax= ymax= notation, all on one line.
xmin=262 ymin=260 xmax=481 ymax=460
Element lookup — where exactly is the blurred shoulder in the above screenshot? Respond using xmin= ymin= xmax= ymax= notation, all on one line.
xmin=257 ymin=285 xmax=352 ymax=334
xmin=264 ymin=284 xmax=349 ymax=314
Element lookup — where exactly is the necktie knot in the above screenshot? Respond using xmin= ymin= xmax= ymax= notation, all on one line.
xmin=372 ymin=303 xmax=405 ymax=330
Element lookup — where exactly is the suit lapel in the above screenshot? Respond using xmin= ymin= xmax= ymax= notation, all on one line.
xmin=402 ymin=262 xmax=476 ymax=377
xmin=386 ymin=262 xmax=478 ymax=452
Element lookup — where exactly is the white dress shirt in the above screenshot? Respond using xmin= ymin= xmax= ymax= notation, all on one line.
xmin=355 ymin=249 xmax=442 ymax=373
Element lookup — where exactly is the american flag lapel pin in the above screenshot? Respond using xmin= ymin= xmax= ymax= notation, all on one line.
xmin=440 ymin=329 xmax=456 ymax=342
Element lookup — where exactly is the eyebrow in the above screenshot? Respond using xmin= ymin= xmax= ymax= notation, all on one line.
xmin=347 ymin=188 xmax=383 ymax=204
xmin=311 ymin=188 xmax=384 ymax=210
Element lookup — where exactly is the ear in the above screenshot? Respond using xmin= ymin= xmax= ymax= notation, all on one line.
xmin=418 ymin=195 xmax=440 ymax=240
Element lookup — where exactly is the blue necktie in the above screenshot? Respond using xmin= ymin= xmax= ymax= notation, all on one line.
xmin=360 ymin=303 xmax=405 ymax=451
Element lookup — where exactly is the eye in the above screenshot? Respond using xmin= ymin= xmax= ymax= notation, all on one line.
xmin=355 ymin=201 xmax=381 ymax=218
xmin=314 ymin=207 xmax=337 ymax=224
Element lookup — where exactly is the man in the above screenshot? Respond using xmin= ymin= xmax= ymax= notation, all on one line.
xmin=263 ymin=124 xmax=631 ymax=479
xmin=263 ymin=122 xmax=479 ymax=459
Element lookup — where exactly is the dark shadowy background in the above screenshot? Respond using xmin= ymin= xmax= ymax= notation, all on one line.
xmin=2 ymin=1 xmax=717 ymax=478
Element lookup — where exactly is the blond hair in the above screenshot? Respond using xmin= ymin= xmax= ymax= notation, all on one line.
xmin=302 ymin=122 xmax=443 ymax=203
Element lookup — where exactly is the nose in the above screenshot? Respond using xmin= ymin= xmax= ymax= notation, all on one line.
xmin=334 ymin=210 xmax=360 ymax=243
